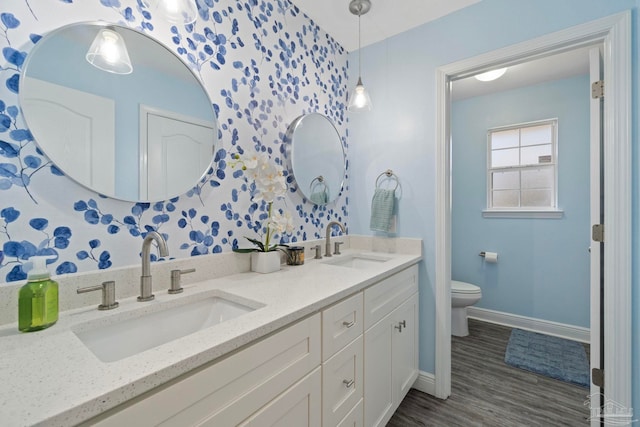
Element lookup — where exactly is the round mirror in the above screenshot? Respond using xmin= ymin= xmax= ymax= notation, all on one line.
xmin=19 ymin=22 xmax=218 ymax=202
xmin=287 ymin=113 xmax=345 ymax=205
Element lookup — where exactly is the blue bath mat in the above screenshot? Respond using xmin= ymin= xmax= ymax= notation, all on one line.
xmin=504 ymin=329 xmax=590 ymax=388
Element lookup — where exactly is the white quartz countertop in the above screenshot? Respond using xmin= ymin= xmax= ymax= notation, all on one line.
xmin=0 ymin=248 xmax=421 ymax=427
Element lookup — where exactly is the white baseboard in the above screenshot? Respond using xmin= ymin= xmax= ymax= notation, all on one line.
xmin=412 ymin=371 xmax=436 ymax=396
xmin=467 ymin=307 xmax=590 ymax=343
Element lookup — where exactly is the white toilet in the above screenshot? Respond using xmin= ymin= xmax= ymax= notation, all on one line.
xmin=451 ymin=280 xmax=482 ymax=337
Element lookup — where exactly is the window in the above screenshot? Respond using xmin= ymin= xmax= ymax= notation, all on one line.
xmin=486 ymin=119 xmax=559 ymax=216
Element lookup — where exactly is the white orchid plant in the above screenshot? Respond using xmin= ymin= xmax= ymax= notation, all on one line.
xmin=231 ymin=152 xmax=294 ymax=253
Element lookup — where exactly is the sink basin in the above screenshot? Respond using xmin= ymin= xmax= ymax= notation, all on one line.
xmin=323 ymin=253 xmax=391 ymax=269
xmin=74 ymin=293 xmax=260 ymax=362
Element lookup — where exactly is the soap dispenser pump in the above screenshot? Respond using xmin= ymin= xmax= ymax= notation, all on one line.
xmin=18 ymin=256 xmax=59 ymax=332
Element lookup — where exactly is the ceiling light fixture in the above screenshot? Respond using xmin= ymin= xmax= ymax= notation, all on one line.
xmin=143 ymin=0 xmax=198 ymax=25
xmin=347 ymin=0 xmax=372 ymax=112
xmin=86 ymin=28 xmax=133 ymax=75
xmin=474 ymin=67 xmax=508 ymax=82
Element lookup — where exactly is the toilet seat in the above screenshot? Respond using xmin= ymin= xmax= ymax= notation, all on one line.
xmin=452 ymin=280 xmax=481 ymax=295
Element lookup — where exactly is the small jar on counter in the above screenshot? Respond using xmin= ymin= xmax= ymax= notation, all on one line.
xmin=286 ymin=246 xmax=305 ymax=265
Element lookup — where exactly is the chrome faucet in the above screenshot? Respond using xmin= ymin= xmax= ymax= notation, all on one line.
xmin=325 ymin=221 xmax=346 ymax=257
xmin=138 ymin=231 xmax=169 ymax=302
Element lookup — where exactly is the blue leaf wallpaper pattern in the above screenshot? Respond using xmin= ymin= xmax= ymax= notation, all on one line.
xmin=0 ymin=0 xmax=349 ymax=284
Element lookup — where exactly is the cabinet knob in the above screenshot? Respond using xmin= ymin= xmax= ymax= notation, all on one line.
xmin=342 ymin=379 xmax=354 ymax=388
xmin=342 ymin=320 xmax=355 ymax=328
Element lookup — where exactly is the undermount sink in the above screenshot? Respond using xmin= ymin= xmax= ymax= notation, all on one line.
xmin=323 ymin=253 xmax=391 ymax=269
xmin=74 ymin=293 xmax=261 ymax=363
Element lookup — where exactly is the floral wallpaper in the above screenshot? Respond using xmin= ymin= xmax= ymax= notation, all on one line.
xmin=0 ymin=0 xmax=349 ymax=283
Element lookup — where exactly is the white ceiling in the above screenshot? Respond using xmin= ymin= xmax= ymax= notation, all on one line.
xmin=289 ymin=0 xmax=481 ymax=52
xmin=288 ymin=0 xmax=593 ymax=100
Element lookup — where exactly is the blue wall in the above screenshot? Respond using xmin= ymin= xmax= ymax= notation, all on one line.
xmin=452 ymin=75 xmax=590 ymax=328
xmin=347 ymin=0 xmax=638 ymax=413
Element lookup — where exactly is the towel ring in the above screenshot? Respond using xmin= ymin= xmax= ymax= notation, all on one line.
xmin=310 ymin=175 xmax=328 ymax=191
xmin=375 ymin=169 xmax=399 ymax=191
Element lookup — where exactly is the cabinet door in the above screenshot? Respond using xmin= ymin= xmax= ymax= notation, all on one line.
xmin=322 ymin=335 xmax=363 ymax=426
xmin=238 ymin=367 xmax=321 ymax=427
xmin=363 ymin=312 xmax=394 ymax=427
xmin=364 ymin=265 xmax=418 ymax=330
xmin=392 ymin=292 xmax=419 ymax=404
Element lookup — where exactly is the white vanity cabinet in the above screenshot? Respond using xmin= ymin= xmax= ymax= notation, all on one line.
xmin=363 ymin=265 xmax=419 ymax=427
xmin=82 ymin=264 xmax=419 ymax=427
xmin=86 ymin=314 xmax=321 ymax=427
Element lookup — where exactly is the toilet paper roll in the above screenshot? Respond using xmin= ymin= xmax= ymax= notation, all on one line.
xmin=484 ymin=252 xmax=498 ymax=263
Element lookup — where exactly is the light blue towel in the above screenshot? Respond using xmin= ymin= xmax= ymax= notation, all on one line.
xmin=310 ymin=190 xmax=328 ymax=204
xmin=370 ymin=188 xmax=395 ymax=232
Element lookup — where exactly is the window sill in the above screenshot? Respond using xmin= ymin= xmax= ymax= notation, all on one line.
xmin=482 ymin=209 xmax=564 ymax=219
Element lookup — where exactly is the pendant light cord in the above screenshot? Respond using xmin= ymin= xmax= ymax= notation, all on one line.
xmin=357 ymin=6 xmax=362 ymax=77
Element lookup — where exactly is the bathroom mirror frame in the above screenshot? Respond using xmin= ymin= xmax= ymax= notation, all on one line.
xmin=286 ymin=113 xmax=345 ymax=205
xmin=19 ymin=21 xmax=218 ymax=203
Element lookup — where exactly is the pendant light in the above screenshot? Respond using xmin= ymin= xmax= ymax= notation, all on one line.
xmin=143 ymin=0 xmax=198 ymax=25
xmin=86 ymin=28 xmax=133 ymax=75
xmin=347 ymin=0 xmax=372 ymax=112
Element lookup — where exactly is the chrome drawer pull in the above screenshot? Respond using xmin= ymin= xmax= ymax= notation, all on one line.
xmin=342 ymin=320 xmax=355 ymax=328
xmin=342 ymin=379 xmax=354 ymax=388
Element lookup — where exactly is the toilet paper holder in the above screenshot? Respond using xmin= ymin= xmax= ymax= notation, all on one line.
xmin=478 ymin=251 xmax=498 ymax=262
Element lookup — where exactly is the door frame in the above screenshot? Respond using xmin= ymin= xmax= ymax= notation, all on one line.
xmin=434 ymin=10 xmax=631 ymax=412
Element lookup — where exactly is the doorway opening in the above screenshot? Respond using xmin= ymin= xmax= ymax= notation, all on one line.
xmin=433 ymin=11 xmax=631 ymax=425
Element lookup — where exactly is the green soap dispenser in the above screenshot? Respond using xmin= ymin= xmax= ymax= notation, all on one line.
xmin=18 ymin=256 xmax=59 ymax=332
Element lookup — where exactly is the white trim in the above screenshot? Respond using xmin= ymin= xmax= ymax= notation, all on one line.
xmin=482 ymin=209 xmax=564 ymax=219
xmin=467 ymin=307 xmax=590 ymax=343
xmin=588 ymin=45 xmax=603 ymax=416
xmin=435 ymin=11 xmax=632 ymax=411
xmin=601 ymin=11 xmax=632 ymax=414
xmin=434 ymin=66 xmax=451 ymax=400
xmin=412 ymin=371 xmax=436 ymax=396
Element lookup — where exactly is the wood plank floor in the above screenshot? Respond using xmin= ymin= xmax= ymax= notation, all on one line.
xmin=388 ymin=319 xmax=592 ymax=427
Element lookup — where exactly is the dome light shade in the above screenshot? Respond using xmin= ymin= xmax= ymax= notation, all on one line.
xmin=475 ymin=67 xmax=508 ymax=82
xmin=86 ymin=28 xmax=133 ymax=75
xmin=143 ymin=0 xmax=198 ymax=24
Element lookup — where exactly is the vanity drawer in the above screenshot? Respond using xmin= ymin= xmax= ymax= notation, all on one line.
xmin=322 ymin=292 xmax=363 ymax=361
xmin=336 ymin=398 xmax=363 ymax=427
xmin=237 ymin=367 xmax=321 ymax=427
xmin=364 ymin=265 xmax=418 ymax=330
xmin=322 ymin=335 xmax=363 ymax=427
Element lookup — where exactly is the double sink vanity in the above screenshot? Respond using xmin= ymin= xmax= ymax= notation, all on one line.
xmin=0 ymin=236 xmax=421 ymax=427
xmin=3 ymin=17 xmax=421 ymax=427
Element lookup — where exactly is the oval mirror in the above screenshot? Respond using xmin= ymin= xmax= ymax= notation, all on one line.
xmin=287 ymin=113 xmax=345 ymax=205
xmin=19 ymin=22 xmax=218 ymax=202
